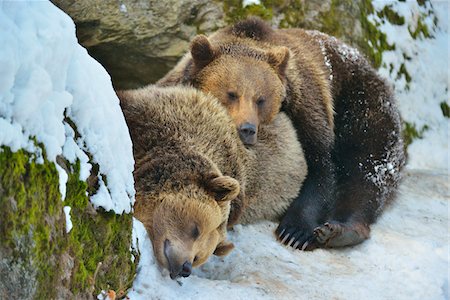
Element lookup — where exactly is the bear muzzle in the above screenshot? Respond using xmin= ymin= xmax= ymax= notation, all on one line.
xmin=164 ymin=239 xmax=193 ymax=279
xmin=239 ymin=122 xmax=257 ymax=145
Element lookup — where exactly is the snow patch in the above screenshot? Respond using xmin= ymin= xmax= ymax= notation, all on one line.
xmin=243 ymin=0 xmax=261 ymax=7
xmin=370 ymin=1 xmax=449 ymax=171
xmin=119 ymin=3 xmax=127 ymax=13
xmin=64 ymin=206 xmax=73 ymax=233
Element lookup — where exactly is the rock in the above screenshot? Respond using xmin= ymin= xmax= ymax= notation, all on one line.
xmin=53 ymin=0 xmax=374 ymax=89
xmin=52 ymin=0 xmax=225 ymax=89
xmin=0 ymin=147 xmax=137 ymax=299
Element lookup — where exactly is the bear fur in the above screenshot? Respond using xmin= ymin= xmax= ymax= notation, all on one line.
xmin=158 ymin=17 xmax=406 ymax=250
xmin=117 ymin=85 xmax=307 ymax=279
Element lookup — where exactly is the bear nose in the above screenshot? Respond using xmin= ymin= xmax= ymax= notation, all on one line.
xmin=180 ymin=261 xmax=192 ymax=277
xmin=164 ymin=240 xmax=193 ymax=279
xmin=239 ymin=123 xmax=257 ymax=145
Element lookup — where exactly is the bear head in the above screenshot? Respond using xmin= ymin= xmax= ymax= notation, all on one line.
xmin=147 ymin=174 xmax=239 ymax=279
xmin=189 ymin=34 xmax=290 ymax=146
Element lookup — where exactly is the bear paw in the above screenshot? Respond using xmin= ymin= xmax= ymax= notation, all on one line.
xmin=275 ymin=223 xmax=318 ymax=251
xmin=313 ymin=221 xmax=370 ymax=248
xmin=313 ymin=222 xmax=342 ymax=245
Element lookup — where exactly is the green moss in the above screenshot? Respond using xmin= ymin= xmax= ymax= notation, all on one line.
xmin=0 ymin=146 xmax=137 ymax=298
xmin=222 ymin=0 xmax=273 ymax=23
xmin=272 ymin=0 xmax=303 ymax=28
xmin=360 ymin=0 xmax=435 ymax=70
xmin=377 ymin=5 xmax=405 ymax=25
xmin=398 ymin=63 xmax=412 ymax=84
xmin=358 ymin=0 xmax=395 ymax=68
xmin=317 ymin=0 xmax=348 ymax=38
xmin=403 ymin=122 xmax=429 ymax=147
xmin=440 ymin=101 xmax=450 ymax=118
xmin=64 ymin=159 xmax=137 ymax=296
xmin=409 ymin=17 xmax=432 ymax=39
xmin=0 ymin=147 xmax=64 ymax=299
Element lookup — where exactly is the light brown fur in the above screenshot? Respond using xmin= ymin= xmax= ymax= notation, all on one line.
xmin=158 ymin=28 xmax=334 ymax=139
xmin=118 ymin=86 xmax=307 ymax=278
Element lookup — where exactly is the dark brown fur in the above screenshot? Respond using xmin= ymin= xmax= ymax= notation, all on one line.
xmin=158 ymin=17 xmax=406 ymax=250
xmin=118 ymin=86 xmax=307 ymax=278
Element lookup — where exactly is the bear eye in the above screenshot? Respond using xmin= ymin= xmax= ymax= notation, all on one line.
xmin=194 ymin=256 xmax=199 ymax=262
xmin=192 ymin=225 xmax=200 ymax=239
xmin=227 ymin=91 xmax=238 ymax=101
xmin=256 ymin=96 xmax=266 ymax=106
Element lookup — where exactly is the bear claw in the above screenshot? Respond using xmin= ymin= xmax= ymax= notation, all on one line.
xmin=301 ymin=241 xmax=309 ymax=251
xmin=288 ymin=236 xmax=297 ymax=247
xmin=276 ymin=224 xmax=319 ymax=251
xmin=280 ymin=232 xmax=291 ymax=244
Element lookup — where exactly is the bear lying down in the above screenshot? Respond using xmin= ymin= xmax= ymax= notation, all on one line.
xmin=118 ymin=86 xmax=307 ymax=279
xmin=158 ymin=17 xmax=406 ymax=250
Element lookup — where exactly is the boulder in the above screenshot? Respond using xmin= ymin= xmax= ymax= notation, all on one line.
xmin=52 ymin=0 xmax=226 ymax=89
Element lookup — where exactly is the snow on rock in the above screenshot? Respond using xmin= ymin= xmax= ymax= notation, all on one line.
xmin=243 ymin=0 xmax=261 ymax=7
xmin=0 ymin=1 xmax=135 ymax=213
xmin=64 ymin=206 xmax=73 ymax=233
xmin=370 ymin=1 xmax=449 ymax=171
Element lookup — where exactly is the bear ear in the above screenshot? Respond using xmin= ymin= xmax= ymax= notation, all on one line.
xmin=190 ymin=35 xmax=217 ymax=69
xmin=213 ymin=240 xmax=235 ymax=256
xmin=267 ymin=46 xmax=290 ymax=78
xmin=207 ymin=175 xmax=240 ymax=202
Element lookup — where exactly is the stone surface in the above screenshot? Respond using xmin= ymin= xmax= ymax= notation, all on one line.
xmin=52 ymin=0 xmax=226 ymax=89
xmin=53 ymin=0 xmax=369 ymax=89
xmin=0 ymin=147 xmax=136 ymax=299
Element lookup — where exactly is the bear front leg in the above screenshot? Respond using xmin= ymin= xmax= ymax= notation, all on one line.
xmin=276 ymin=157 xmax=336 ymax=250
xmin=279 ymin=82 xmax=337 ymax=250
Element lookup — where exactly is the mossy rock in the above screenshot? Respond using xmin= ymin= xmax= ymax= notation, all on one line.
xmin=0 ymin=146 xmax=137 ymax=299
xmin=221 ymin=0 xmax=393 ymax=69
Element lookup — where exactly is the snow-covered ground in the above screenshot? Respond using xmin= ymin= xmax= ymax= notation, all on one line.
xmin=130 ymin=169 xmax=448 ymax=299
xmin=128 ymin=2 xmax=449 ymax=299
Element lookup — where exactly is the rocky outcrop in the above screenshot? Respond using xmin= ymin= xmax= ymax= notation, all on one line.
xmin=54 ymin=0 xmax=434 ymax=93
xmin=53 ymin=0 xmax=371 ymax=89
xmin=0 ymin=147 xmax=137 ymax=299
xmin=52 ymin=0 xmax=226 ymax=89
xmin=0 ymin=2 xmax=138 ymax=297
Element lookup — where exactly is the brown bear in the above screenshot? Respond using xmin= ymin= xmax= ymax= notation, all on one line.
xmin=158 ymin=17 xmax=406 ymax=250
xmin=117 ymin=85 xmax=307 ymax=279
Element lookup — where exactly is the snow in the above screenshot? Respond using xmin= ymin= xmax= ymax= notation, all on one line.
xmin=119 ymin=3 xmax=128 ymax=13
xmin=243 ymin=0 xmax=261 ymax=7
xmin=128 ymin=2 xmax=449 ymax=299
xmin=64 ymin=206 xmax=73 ymax=233
xmin=370 ymin=0 xmax=449 ymax=171
xmin=129 ymin=169 xmax=448 ymax=299
xmin=0 ymin=1 xmax=135 ymax=214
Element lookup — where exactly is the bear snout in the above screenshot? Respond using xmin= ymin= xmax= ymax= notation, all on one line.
xmin=164 ymin=239 xmax=193 ymax=279
xmin=239 ymin=123 xmax=257 ymax=145
xmin=180 ymin=261 xmax=192 ymax=277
